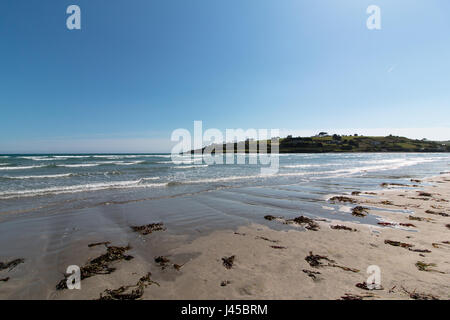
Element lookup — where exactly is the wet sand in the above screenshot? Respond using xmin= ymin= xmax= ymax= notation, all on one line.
xmin=1 ymin=174 xmax=449 ymax=300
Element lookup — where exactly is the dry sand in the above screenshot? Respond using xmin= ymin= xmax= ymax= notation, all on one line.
xmin=2 ymin=174 xmax=449 ymax=300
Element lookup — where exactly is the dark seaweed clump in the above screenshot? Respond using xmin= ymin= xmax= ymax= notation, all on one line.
xmin=305 ymin=251 xmax=335 ymax=268
xmin=222 ymin=255 xmax=235 ymax=269
xmin=340 ymin=293 xmax=374 ymax=300
xmin=98 ymin=272 xmax=159 ymax=300
xmin=331 ymin=225 xmax=356 ymax=232
xmin=154 ymin=256 xmax=170 ymax=270
xmin=352 ymin=206 xmax=369 ymax=217
xmin=56 ymin=245 xmax=133 ymax=290
xmin=425 ymin=210 xmax=449 ymax=217
xmin=302 ymin=269 xmax=321 ymax=281
xmin=270 ymin=245 xmax=287 ymax=249
xmin=384 ymin=240 xmax=414 ymax=249
xmin=356 ymin=282 xmax=383 ymax=291
xmin=0 ymin=258 xmax=24 ymax=272
xmin=329 ymin=196 xmax=357 ymax=204
xmin=402 ymin=287 xmax=439 ymax=300
xmin=264 ymin=214 xmax=320 ymax=231
xmin=289 ymin=216 xmax=320 ymax=231
xmin=305 ymin=252 xmax=359 ymax=273
xmin=263 ymin=215 xmax=281 ymax=221
xmin=131 ymin=222 xmax=166 ymax=235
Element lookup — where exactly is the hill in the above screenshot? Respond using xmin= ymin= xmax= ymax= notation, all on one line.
xmin=190 ymin=134 xmax=450 ymax=154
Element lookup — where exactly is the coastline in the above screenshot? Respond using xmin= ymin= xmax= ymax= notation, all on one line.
xmin=2 ymin=173 xmax=446 ymax=300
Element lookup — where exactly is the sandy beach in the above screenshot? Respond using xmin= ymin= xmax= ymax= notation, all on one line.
xmin=2 ymin=172 xmax=448 ymax=300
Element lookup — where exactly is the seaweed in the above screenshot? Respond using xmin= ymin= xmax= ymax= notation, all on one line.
xmin=340 ymin=293 xmax=374 ymax=300
xmin=154 ymin=256 xmax=170 ymax=269
xmin=305 ymin=251 xmax=335 ymax=268
xmin=352 ymin=206 xmax=369 ymax=217
xmin=130 ymin=222 xmax=166 ymax=235
xmin=446 ymin=224 xmax=450 ymax=230
xmin=266 ymin=214 xmax=320 ymax=231
xmin=380 ymin=182 xmax=410 ymax=188
xmin=408 ymin=248 xmax=431 ymax=253
xmin=432 ymin=243 xmax=440 ymax=248
xmin=287 ymin=216 xmax=320 ymax=231
xmin=378 ymin=222 xmax=394 ymax=227
xmin=220 ymin=280 xmax=231 ymax=287
xmin=0 ymin=277 xmax=9 ymax=282
xmin=351 ymin=191 xmax=361 ymax=196
xmin=380 ymin=200 xmax=394 ymax=205
xmin=173 ymin=263 xmax=185 ymax=271
xmin=98 ymin=272 xmax=159 ymax=300
xmin=302 ymin=269 xmax=321 ymax=281
xmin=418 ymin=192 xmax=432 ymax=197
xmin=425 ymin=210 xmax=449 ymax=217
xmin=56 ymin=244 xmax=133 ymax=290
xmin=356 ymin=282 xmax=383 ymax=291
xmin=328 ymin=264 xmax=359 ymax=273
xmin=399 ymin=223 xmax=416 ymax=227
xmin=88 ymin=241 xmax=111 ymax=248
xmin=0 ymin=258 xmax=24 ymax=272
xmin=411 ymin=179 xmax=421 ymax=183
xmin=329 ymin=196 xmax=356 ymax=204
xmin=401 ymin=287 xmax=439 ymax=300
xmin=409 ymin=216 xmax=431 ymax=222
xmin=384 ymin=240 xmax=414 ymax=249
xmin=255 ymin=236 xmax=279 ymax=243
xmin=222 ymin=255 xmax=235 ymax=269
xmin=409 ymin=292 xmax=439 ymax=300
xmin=270 ymin=245 xmax=287 ymax=249
xmin=154 ymin=256 xmax=185 ymax=271
xmin=330 ymin=225 xmax=357 ymax=231
xmin=415 ymin=261 xmax=441 ymax=273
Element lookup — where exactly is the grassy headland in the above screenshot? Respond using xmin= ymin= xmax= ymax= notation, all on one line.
xmin=191 ymin=134 xmax=450 ymax=154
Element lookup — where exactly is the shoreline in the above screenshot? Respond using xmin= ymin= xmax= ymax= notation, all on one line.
xmin=1 ymin=174 xmax=449 ymax=299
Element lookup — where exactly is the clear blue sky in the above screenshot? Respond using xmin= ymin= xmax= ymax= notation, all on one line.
xmin=1 ymin=0 xmax=449 ymax=152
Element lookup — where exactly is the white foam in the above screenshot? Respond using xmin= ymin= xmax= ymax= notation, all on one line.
xmin=174 ymin=165 xmax=208 ymax=169
xmin=58 ymin=163 xmax=100 ymax=168
xmin=0 ymin=165 xmax=46 ymax=170
xmin=4 ymin=173 xmax=73 ymax=180
xmin=282 ymin=164 xmax=327 ymax=169
xmin=0 ymin=180 xmax=167 ymax=199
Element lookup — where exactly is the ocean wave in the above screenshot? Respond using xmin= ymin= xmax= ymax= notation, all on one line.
xmin=92 ymin=155 xmax=170 ymax=160
xmin=281 ymin=164 xmax=327 ymax=169
xmin=2 ymin=173 xmax=74 ymax=180
xmin=173 ymin=165 xmax=208 ymax=169
xmin=57 ymin=163 xmax=100 ymax=168
xmin=0 ymin=165 xmax=47 ymax=171
xmin=19 ymin=156 xmax=56 ymax=161
xmin=138 ymin=177 xmax=160 ymax=183
xmin=0 ymin=180 xmax=167 ymax=199
xmin=0 ymin=163 xmax=10 ymax=166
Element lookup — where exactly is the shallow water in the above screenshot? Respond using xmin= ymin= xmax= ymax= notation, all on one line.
xmin=0 ymin=153 xmax=449 ymax=227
